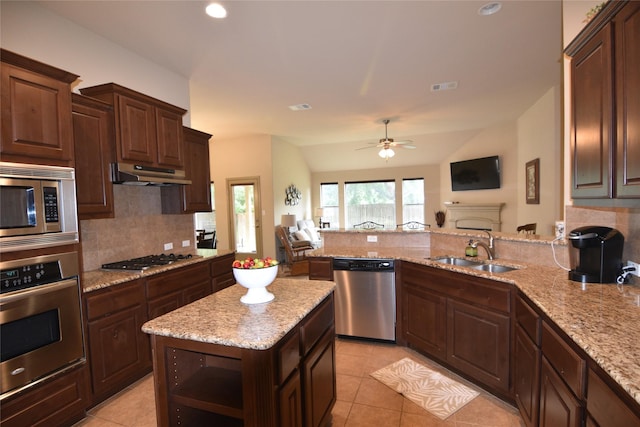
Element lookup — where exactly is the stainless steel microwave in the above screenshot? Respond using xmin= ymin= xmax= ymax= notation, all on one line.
xmin=0 ymin=162 xmax=79 ymax=252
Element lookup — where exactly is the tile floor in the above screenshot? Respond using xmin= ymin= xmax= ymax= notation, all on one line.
xmin=75 ymin=338 xmax=523 ymax=427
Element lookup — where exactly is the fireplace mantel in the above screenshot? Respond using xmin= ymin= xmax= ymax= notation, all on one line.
xmin=444 ymin=202 xmax=505 ymax=231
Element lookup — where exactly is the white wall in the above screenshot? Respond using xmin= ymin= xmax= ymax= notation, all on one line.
xmin=517 ymin=86 xmax=563 ymax=236
xmin=1 ymin=1 xmax=191 ymax=123
xmin=272 ymin=138 xmax=313 ymax=224
xmin=439 ymin=121 xmax=519 ymax=233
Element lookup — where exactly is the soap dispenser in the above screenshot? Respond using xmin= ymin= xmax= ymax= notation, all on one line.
xmin=465 ymin=240 xmax=477 ymax=257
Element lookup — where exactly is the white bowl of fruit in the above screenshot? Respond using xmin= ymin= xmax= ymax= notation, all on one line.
xmin=232 ymin=257 xmax=279 ymax=304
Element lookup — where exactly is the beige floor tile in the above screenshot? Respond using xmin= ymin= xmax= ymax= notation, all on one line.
xmin=344 ymin=403 xmax=402 ymax=427
xmin=400 ymin=411 xmax=456 ymax=427
xmin=331 ymin=400 xmax=352 ymax=426
xmin=353 ymin=377 xmax=405 ymax=412
xmin=453 ymin=395 xmax=520 ymax=427
xmin=336 ymin=373 xmax=363 ymax=402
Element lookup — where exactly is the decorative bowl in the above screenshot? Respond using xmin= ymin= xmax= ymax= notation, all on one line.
xmin=233 ymin=265 xmax=278 ymax=304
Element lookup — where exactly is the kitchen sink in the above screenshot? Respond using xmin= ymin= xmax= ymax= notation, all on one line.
xmin=431 ymin=257 xmax=483 ymax=267
xmin=470 ymin=264 xmax=519 ymax=273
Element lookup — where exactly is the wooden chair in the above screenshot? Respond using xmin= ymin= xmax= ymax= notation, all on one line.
xmin=352 ymin=221 xmax=384 ymax=229
xmin=517 ymin=223 xmax=537 ymax=235
xmin=396 ymin=221 xmax=430 ymax=230
xmin=197 ymin=230 xmax=216 ymax=248
xmin=276 ymin=225 xmax=314 ymax=276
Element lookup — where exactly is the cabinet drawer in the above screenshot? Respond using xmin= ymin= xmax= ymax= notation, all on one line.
xmin=278 ymin=329 xmax=301 ymax=384
xmin=85 ymin=279 xmax=144 ymax=320
xmin=146 ymin=262 xmax=209 ymax=299
xmin=516 ymin=294 xmax=541 ymax=345
xmin=301 ymin=295 xmax=334 ymax=355
xmin=542 ymin=321 xmax=585 ymax=399
xmin=211 ymin=254 xmax=235 ymax=277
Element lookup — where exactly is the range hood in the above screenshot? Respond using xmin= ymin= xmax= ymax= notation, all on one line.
xmin=110 ymin=162 xmax=191 ymax=185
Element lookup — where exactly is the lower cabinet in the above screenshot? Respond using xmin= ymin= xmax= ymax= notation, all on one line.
xmin=150 ymin=294 xmax=336 ymax=427
xmin=0 ymin=364 xmax=88 ymax=427
xmin=514 ymin=323 xmax=541 ymax=427
xmin=308 ymin=257 xmax=333 ymax=281
xmin=146 ymin=261 xmax=212 ymax=319
xmin=400 ymin=262 xmax=511 ymax=398
xmin=210 ymin=252 xmax=235 ymax=292
xmin=586 ymin=365 xmax=640 ymax=427
xmin=84 ymin=279 xmax=151 ymax=405
xmin=539 ymin=357 xmax=582 ymax=427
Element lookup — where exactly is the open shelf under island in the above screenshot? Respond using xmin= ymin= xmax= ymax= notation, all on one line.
xmin=142 ymin=278 xmax=336 ymax=427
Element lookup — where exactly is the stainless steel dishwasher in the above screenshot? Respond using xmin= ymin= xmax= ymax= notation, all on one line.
xmin=332 ymin=258 xmax=396 ymax=342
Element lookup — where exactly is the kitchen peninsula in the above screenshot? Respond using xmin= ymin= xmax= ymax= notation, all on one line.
xmin=311 ymin=227 xmax=640 ymax=426
xmin=142 ymin=278 xmax=336 ymax=427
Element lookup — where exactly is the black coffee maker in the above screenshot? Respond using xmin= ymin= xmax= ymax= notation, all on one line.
xmin=568 ymin=226 xmax=624 ymax=283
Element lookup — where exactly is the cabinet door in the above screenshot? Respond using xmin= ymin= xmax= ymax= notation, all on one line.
xmin=447 ymin=299 xmax=510 ymax=394
xmin=570 ymin=23 xmax=614 ymax=199
xmin=184 ymin=281 xmax=212 ymax=305
xmin=279 ymin=369 xmax=303 ymax=427
xmin=115 ymin=93 xmax=157 ymax=164
xmin=1 ymin=62 xmax=75 ymax=164
xmin=72 ymin=94 xmax=115 ymax=219
xmin=155 ymin=107 xmax=185 ymax=168
xmin=402 ymin=283 xmax=447 ymax=360
xmin=213 ymin=272 xmax=236 ymax=293
xmin=148 ymin=292 xmax=181 ymax=320
xmin=303 ymin=329 xmax=336 ymax=427
xmin=539 ymin=357 xmax=582 ymax=427
xmin=514 ymin=325 xmax=541 ymax=427
xmin=615 ymin=1 xmax=640 ymax=198
xmin=586 ymin=367 xmax=640 ymax=427
xmin=308 ymin=257 xmax=333 ymax=281
xmin=87 ymin=304 xmax=151 ymax=399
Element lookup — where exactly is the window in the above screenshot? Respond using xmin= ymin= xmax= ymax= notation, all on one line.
xmin=402 ymin=178 xmax=425 ymax=226
xmin=344 ymin=180 xmax=395 ymax=229
xmin=320 ymin=183 xmax=339 ymax=228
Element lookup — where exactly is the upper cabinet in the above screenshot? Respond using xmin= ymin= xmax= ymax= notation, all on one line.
xmin=0 ymin=49 xmax=78 ymax=166
xmin=161 ymin=127 xmax=212 ymax=214
xmin=79 ymin=83 xmax=186 ymax=169
xmin=72 ymin=93 xmax=115 ymax=220
xmin=566 ymin=0 xmax=640 ymax=204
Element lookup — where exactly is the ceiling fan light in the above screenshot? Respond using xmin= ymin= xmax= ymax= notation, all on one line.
xmin=378 ymin=148 xmax=395 ymax=159
xmin=387 ymin=148 xmax=395 ymax=158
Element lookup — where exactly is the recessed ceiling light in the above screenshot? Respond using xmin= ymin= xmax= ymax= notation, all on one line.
xmin=288 ymin=104 xmax=312 ymax=111
xmin=206 ymin=3 xmax=227 ymax=19
xmin=478 ymin=2 xmax=502 ymax=16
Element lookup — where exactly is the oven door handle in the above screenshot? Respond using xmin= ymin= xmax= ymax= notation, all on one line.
xmin=0 ymin=278 xmax=78 ymax=304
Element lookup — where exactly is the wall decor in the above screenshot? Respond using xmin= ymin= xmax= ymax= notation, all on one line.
xmin=526 ymin=158 xmax=540 ymax=204
xmin=285 ymin=184 xmax=302 ymax=206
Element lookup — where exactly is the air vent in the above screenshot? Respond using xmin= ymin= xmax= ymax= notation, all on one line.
xmin=288 ymin=103 xmax=312 ymax=111
xmin=431 ymin=81 xmax=458 ymax=92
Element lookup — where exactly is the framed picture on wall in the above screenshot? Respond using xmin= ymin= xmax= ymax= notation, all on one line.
xmin=526 ymin=158 xmax=540 ymax=204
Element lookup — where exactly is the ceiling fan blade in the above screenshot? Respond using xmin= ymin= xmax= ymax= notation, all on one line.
xmin=355 ymin=145 xmax=379 ymax=151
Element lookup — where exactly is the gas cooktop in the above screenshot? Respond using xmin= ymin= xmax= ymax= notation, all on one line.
xmin=101 ymin=254 xmax=194 ymax=271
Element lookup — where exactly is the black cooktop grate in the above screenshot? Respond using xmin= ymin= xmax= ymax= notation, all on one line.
xmin=101 ymin=254 xmax=193 ymax=271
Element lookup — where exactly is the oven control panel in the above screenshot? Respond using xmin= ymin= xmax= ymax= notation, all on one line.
xmin=1 ymin=261 xmax=62 ymax=294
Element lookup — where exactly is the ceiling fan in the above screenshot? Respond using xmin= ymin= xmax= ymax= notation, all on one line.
xmin=357 ymin=119 xmax=416 ymax=159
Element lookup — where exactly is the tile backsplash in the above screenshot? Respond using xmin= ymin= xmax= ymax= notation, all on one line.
xmin=80 ymin=185 xmax=195 ymax=271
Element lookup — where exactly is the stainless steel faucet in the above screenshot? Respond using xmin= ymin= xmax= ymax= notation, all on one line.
xmin=471 ymin=231 xmax=495 ymax=260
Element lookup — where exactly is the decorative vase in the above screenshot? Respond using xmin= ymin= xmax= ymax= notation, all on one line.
xmin=233 ymin=265 xmax=278 ymax=304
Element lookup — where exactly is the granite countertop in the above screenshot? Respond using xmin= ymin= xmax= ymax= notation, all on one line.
xmin=141 ymin=278 xmax=335 ymax=350
xmin=81 ymin=249 xmax=235 ymax=293
xmin=311 ymin=246 xmax=640 ymax=405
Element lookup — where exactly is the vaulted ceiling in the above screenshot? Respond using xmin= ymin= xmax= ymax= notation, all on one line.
xmin=37 ymin=1 xmax=563 ymax=171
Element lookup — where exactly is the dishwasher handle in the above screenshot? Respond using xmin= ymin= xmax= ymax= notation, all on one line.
xmin=332 ymin=258 xmax=395 ymax=272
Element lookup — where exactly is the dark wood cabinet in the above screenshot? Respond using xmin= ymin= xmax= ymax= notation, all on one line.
xmin=72 ymin=93 xmax=115 ymax=219
xmin=79 ymin=83 xmax=186 ymax=169
xmin=539 ymin=357 xmax=582 ymax=427
xmin=514 ymin=295 xmax=542 ymax=427
xmin=210 ymin=252 xmax=235 ymax=292
xmin=0 ymin=364 xmax=88 ymax=427
xmin=447 ymin=299 xmax=510 ymax=394
xmin=84 ymin=279 xmax=151 ymax=405
xmin=149 ymin=293 xmax=335 ymax=427
xmin=586 ymin=365 xmax=640 ymax=427
xmin=146 ymin=261 xmax=212 ymax=319
xmin=401 ymin=263 xmax=447 ymax=359
xmin=308 ymin=257 xmax=333 ymax=281
xmin=399 ymin=262 xmax=511 ymax=399
xmin=566 ymin=0 xmax=640 ymax=202
xmin=1 ymin=49 xmax=78 ymax=166
xmin=162 ymin=127 xmax=212 ymax=213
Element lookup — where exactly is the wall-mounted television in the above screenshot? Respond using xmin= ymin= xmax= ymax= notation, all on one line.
xmin=450 ymin=155 xmax=501 ymax=191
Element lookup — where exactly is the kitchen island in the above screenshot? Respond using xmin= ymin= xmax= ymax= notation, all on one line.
xmin=142 ymin=278 xmax=336 ymax=427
